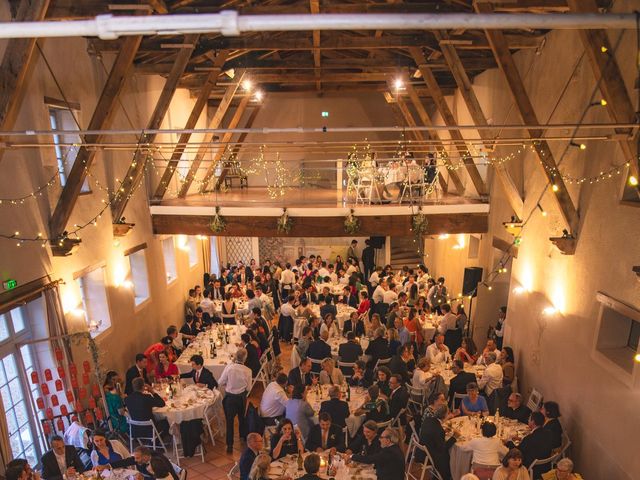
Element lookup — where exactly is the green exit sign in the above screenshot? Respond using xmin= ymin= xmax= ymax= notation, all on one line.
xmin=3 ymin=279 xmax=17 ymax=290
xmin=321 ymin=111 xmax=329 ymax=117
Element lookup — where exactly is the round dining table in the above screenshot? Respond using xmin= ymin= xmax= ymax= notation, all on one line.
xmin=306 ymin=384 xmax=368 ymax=438
xmin=268 ymin=452 xmax=377 ymax=479
xmin=153 ymin=384 xmax=221 ymax=428
xmin=446 ymin=415 xmax=530 ymax=480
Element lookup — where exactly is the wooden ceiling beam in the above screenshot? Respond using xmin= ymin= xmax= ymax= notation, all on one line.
xmin=110 ymin=34 xmax=199 ymax=222
xmin=171 ymin=70 xmax=246 ymax=197
xmin=0 ymin=0 xmax=50 ymax=162
xmin=48 ymin=34 xmax=142 ymax=240
xmin=409 ymin=47 xmax=487 ymax=196
xmin=153 ymin=51 xmax=229 ymax=199
xmin=566 ymin=0 xmax=639 ymax=196
xmin=146 ymin=0 xmax=168 ymax=14
xmin=435 ymin=30 xmax=523 ymax=218
xmin=310 ymin=0 xmax=321 ymax=91
xmin=476 ymin=2 xmax=579 ymax=234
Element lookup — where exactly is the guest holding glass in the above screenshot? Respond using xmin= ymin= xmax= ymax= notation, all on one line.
xmin=270 ymin=419 xmax=304 ymax=460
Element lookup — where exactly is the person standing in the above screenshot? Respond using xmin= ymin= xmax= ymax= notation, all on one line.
xmin=362 ymin=239 xmax=376 ymax=282
xmin=218 ymin=348 xmax=253 ymax=453
xmin=494 ymin=306 xmax=507 ymax=349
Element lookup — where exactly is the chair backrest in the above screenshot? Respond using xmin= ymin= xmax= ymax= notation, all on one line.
xmin=309 ymin=357 xmax=325 ymax=373
xmin=527 ymin=388 xmax=543 ymax=411
xmin=391 ymin=407 xmax=406 ymax=428
xmin=451 ymin=392 xmax=466 ymax=410
xmin=374 ymin=357 xmax=391 ymax=370
xmin=337 ymin=361 xmax=356 ymax=378
xmin=376 ymin=419 xmax=392 ymax=430
xmin=528 ymin=452 xmax=561 ymax=480
xmin=178 ymin=468 xmax=187 ymax=480
xmin=226 ymin=462 xmax=239 ymax=480
xmin=559 ymin=432 xmax=572 ymax=456
xmin=406 ymin=434 xmax=443 ymax=480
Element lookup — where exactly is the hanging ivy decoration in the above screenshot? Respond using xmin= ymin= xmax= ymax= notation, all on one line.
xmin=344 ymin=209 xmax=360 ymax=234
xmin=412 ymin=211 xmax=429 ymax=236
xmin=209 ymin=207 xmax=227 ymax=233
xmin=277 ymin=209 xmax=293 ymax=234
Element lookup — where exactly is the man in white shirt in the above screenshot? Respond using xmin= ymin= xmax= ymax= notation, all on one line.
xmin=372 ymin=281 xmax=387 ymax=304
xmin=318 ymin=262 xmax=330 ymax=279
xmin=369 ymin=266 xmax=382 ymax=287
xmin=260 ymin=373 xmax=289 ymax=425
xmin=476 ymin=339 xmax=501 ymax=366
xmin=426 ymin=334 xmax=451 ymax=364
xmin=280 ymin=295 xmax=296 ymax=318
xmin=280 ymin=263 xmax=296 ymax=295
xmin=219 ymin=348 xmax=253 ymax=453
xmin=327 ymin=264 xmax=338 ymax=284
xmin=477 ymin=352 xmax=503 ymax=396
xmin=437 ymin=304 xmax=458 ymax=335
xmin=199 ymin=291 xmax=215 ymax=317
xmin=41 ymin=435 xmax=84 ymax=480
xmin=383 ymin=283 xmax=398 ymax=304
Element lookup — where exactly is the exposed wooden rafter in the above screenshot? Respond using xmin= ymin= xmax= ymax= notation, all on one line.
xmin=409 ymin=47 xmax=487 ymax=196
xmin=435 ymin=30 xmax=523 ymax=218
xmin=476 ymin=2 xmax=579 ymax=234
xmin=110 ymin=34 xmax=199 ymax=223
xmin=310 ymin=0 xmax=321 ymax=91
xmin=48 ymin=35 xmax=142 ymax=241
xmin=153 ymin=50 xmax=229 ymax=199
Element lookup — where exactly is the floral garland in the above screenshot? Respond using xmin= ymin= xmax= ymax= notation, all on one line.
xmin=276 ymin=209 xmax=293 ymax=234
xmin=344 ymin=209 xmax=360 ymax=234
xmin=66 ymin=331 xmax=104 ymax=384
xmin=209 ymin=207 xmax=226 ymax=233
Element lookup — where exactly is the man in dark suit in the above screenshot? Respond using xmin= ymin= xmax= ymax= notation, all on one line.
xmin=124 ymin=378 xmax=167 ymax=437
xmin=351 ymin=427 xmax=405 ymax=479
xmin=504 ymin=393 xmax=532 ymax=424
xmin=419 ymin=404 xmax=458 ymax=480
xmin=388 ymin=345 xmax=412 ymax=383
xmin=305 ymin=412 xmax=345 ymax=453
xmin=387 ymin=374 xmax=409 ymax=422
xmin=41 ymin=435 xmax=84 ymax=480
xmin=298 ymin=454 xmax=323 ymax=480
xmin=320 ymin=386 xmax=350 ymax=428
xmin=179 ymin=315 xmax=199 ymax=346
xmin=338 ymin=332 xmax=363 ymax=363
xmin=448 ymin=360 xmax=477 ymax=408
xmin=124 ymin=354 xmax=150 ymax=395
xmin=239 ymin=433 xmax=262 ymax=480
xmin=179 ymin=354 xmax=218 ymax=389
xmin=364 ymin=328 xmax=390 ymax=369
xmin=507 ymin=412 xmax=554 ymax=478
xmin=306 ymin=331 xmax=332 ymax=373
xmin=341 ymin=287 xmax=358 ymax=308
xmin=241 ymin=333 xmax=261 ymax=377
xmin=288 ymin=357 xmax=316 ymax=388
xmin=319 ymin=296 xmax=338 ymax=320
xmin=342 ymin=313 xmax=365 ymax=338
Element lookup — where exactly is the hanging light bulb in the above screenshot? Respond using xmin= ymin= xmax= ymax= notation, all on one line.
xmin=552 ymin=184 xmax=559 ymax=192
xmin=629 ymin=175 xmax=639 ymax=186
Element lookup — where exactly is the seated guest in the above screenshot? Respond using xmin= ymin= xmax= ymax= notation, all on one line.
xmin=346 ymin=420 xmax=381 ymax=456
xmin=418 ymin=404 xmax=458 ymax=479
xmin=542 ymin=458 xmax=583 ymax=480
xmin=179 ymin=354 xmax=218 ymax=389
xmin=387 ymin=328 xmax=401 ymax=356
xmin=412 ymin=358 xmax=433 ymax=389
xmin=354 ymin=385 xmax=389 ymax=423
xmin=426 ymin=334 xmax=451 ymax=365
xmin=343 ymin=312 xmax=365 ymax=338
xmin=320 ymin=385 xmax=350 ymax=428
xmin=356 ymin=291 xmax=371 ymax=315
xmin=148 ymin=456 xmax=179 ymax=480
xmin=350 ymin=427 xmax=405 ymax=479
xmin=167 ymin=325 xmax=191 ymax=355
xmin=477 ymin=351 xmax=503 ymax=397
xmin=179 ymin=315 xmax=199 ymax=344
xmin=417 ymin=392 xmax=451 ymax=436
xmin=305 ymin=412 xmax=345 ymax=453
xmin=239 ymin=433 xmax=263 ymax=480
xmin=436 ymin=303 xmax=458 ymax=334
xmin=448 ymin=360 xmax=477 ymax=408
xmin=285 ymin=384 xmax=316 ymax=440
xmin=506 ymin=412 xmax=553 ymax=479
xmin=319 ymin=358 xmax=345 ymax=385
xmin=375 ymin=366 xmax=392 ymax=397
xmin=125 ymin=354 xmax=150 ymax=395
xmin=459 ymin=422 xmax=508 ymax=470
xmin=461 ymin=382 xmax=489 ymax=416
xmin=477 ymin=339 xmax=501 ymax=366
xmin=241 ymin=333 xmax=261 ymax=377
xmin=154 ymin=351 xmax=179 ymax=379
xmin=260 ymin=373 xmax=289 ymax=426
xmin=41 ymin=435 xmax=84 ymax=480
xmin=541 ymin=401 xmax=564 ymax=450
xmin=387 ymin=374 xmax=409 ymax=421
xmin=492 ymin=448 xmax=531 ymax=480
xmin=90 ymin=430 xmax=130 ymax=467
xmin=299 ymin=453 xmax=323 ymax=480
xmin=270 ymin=419 xmax=304 ymax=460
xmin=504 ymin=393 xmax=531 ymax=424
xmin=320 ymin=314 xmax=339 ymax=339
xmin=365 ymin=327 xmax=390 ymax=369
xmin=349 ymin=360 xmax=372 ymax=388
xmin=103 ymin=371 xmax=127 ymax=434
xmin=342 ymin=286 xmax=358 ymax=308
xmin=320 ymin=296 xmax=337 ymax=320
xmin=296 ymin=326 xmax=314 ymax=359
xmin=124 ymin=378 xmax=168 ymax=438
xmin=306 ymin=331 xmax=332 ymax=373
xmin=388 ymin=344 xmax=412 ymax=384
xmin=249 ymin=453 xmax=290 ymax=480
xmin=455 ymin=337 xmax=478 ymax=364
xmin=394 ymin=317 xmax=411 ymax=347
xmin=288 ymin=357 xmax=316 ymax=388
xmin=108 ymin=446 xmax=181 ymax=479
xmin=338 ymin=331 xmax=364 ymax=364
xmin=498 ymin=346 xmax=515 ymax=386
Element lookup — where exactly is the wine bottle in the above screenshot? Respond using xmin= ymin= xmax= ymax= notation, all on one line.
xmin=297 ymin=451 xmax=304 ymax=471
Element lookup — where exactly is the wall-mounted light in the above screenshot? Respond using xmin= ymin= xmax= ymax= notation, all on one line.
xmin=242 ymin=79 xmax=252 ymax=91
xmin=542 ymin=306 xmax=558 ymax=316
xmin=513 ymin=286 xmax=525 ymax=295
xmin=254 ymin=90 xmax=264 ymax=102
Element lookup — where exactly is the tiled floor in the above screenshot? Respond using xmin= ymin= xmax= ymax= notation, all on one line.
xmin=179 ymin=341 xmax=293 ymax=479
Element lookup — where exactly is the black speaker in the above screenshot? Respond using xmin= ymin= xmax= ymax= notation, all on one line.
xmin=369 ymin=236 xmax=385 ymax=249
xmin=462 ymin=267 xmax=483 ymax=297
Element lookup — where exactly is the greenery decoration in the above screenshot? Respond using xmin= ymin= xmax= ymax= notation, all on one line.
xmin=209 ymin=207 xmax=226 ymax=233
xmin=412 ymin=211 xmax=429 ymax=236
xmin=344 ymin=209 xmax=360 ymax=234
xmin=277 ymin=209 xmax=293 ymax=234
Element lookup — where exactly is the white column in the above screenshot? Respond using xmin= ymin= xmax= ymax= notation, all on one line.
xmin=251 ymin=237 xmax=260 ymax=264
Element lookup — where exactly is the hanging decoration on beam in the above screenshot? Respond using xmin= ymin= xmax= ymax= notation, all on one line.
xmin=343 ymin=209 xmax=360 ymax=234
xmin=276 ymin=208 xmax=292 ymax=234
xmin=209 ymin=206 xmax=227 ymax=233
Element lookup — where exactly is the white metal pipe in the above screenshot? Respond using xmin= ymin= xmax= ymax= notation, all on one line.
xmin=0 ymin=12 xmax=637 ymax=40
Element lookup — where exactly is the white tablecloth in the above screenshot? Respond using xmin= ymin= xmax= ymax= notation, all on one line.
xmin=153 ymin=385 xmax=220 ymax=426
xmin=447 ymin=416 xmax=530 ymax=480
xmin=307 ymin=384 xmax=367 ymax=438
xmin=310 ymin=304 xmax=357 ymax=330
xmin=175 ymin=325 xmax=246 ymax=378
xmin=429 ymin=364 xmax=482 ymax=386
xmin=269 ymin=452 xmax=376 ymax=479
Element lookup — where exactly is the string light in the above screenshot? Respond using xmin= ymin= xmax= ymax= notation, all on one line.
xmin=552 ymin=184 xmax=559 ymax=192
xmin=630 ymin=175 xmax=638 ymax=186
xmin=537 ymin=204 xmax=548 ymax=217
